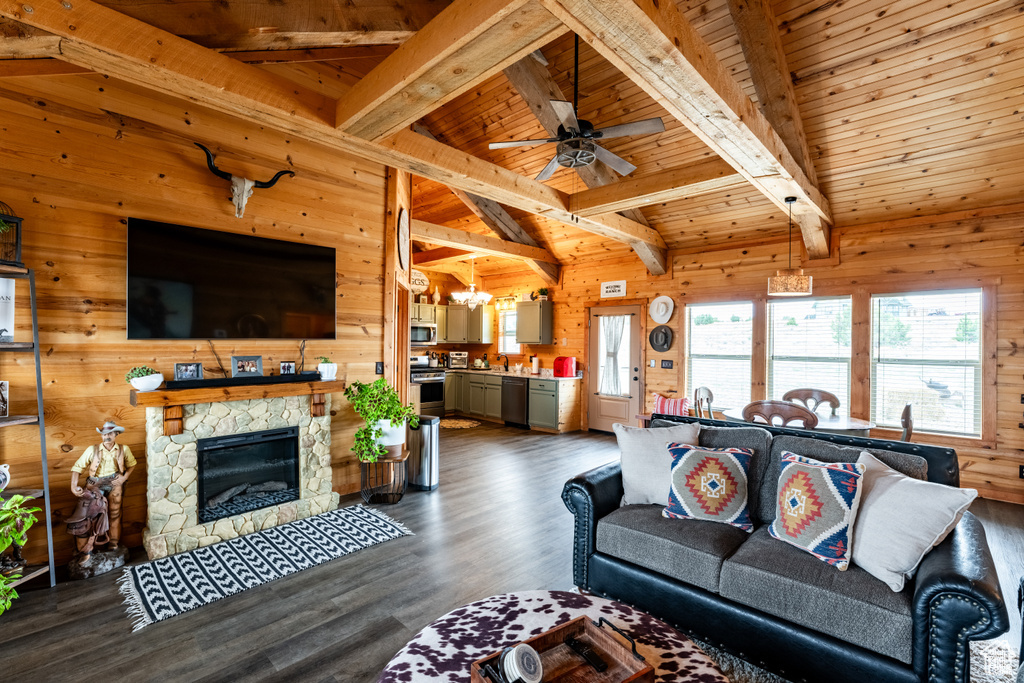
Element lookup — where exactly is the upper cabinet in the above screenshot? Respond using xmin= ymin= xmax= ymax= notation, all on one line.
xmin=445 ymin=304 xmax=492 ymax=344
xmin=411 ymin=303 xmax=436 ymax=324
xmin=516 ymin=301 xmax=553 ymax=344
xmin=447 ymin=305 xmax=468 ymax=343
xmin=435 ymin=305 xmax=447 ymax=343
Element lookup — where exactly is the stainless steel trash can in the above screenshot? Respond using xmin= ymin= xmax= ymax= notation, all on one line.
xmin=407 ymin=415 xmax=440 ymax=491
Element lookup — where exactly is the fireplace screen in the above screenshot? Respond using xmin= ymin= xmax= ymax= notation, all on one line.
xmin=197 ymin=427 xmax=300 ymax=524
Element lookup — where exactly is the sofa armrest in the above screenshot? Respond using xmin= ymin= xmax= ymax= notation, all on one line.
xmin=561 ymin=460 xmax=623 ymax=589
xmin=912 ymin=511 xmax=1009 ymax=683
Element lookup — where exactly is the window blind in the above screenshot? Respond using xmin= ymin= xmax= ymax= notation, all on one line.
xmin=768 ymin=297 xmax=851 ymax=408
xmin=871 ymin=290 xmax=982 ymax=436
xmin=685 ymin=302 xmax=753 ymax=410
xmin=498 ymin=310 xmax=520 ymax=354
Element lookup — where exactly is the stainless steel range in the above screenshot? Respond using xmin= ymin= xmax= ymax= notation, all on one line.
xmin=411 ymin=355 xmax=445 ymax=418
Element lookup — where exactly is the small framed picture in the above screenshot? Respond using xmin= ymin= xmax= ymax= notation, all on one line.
xmin=418 ymin=295 xmax=429 ymax=304
xmin=0 ymin=381 xmax=7 ymax=418
xmin=174 ymin=362 xmax=204 ymax=381
xmin=280 ymin=361 xmax=296 ymax=375
xmin=231 ymin=355 xmax=263 ymax=378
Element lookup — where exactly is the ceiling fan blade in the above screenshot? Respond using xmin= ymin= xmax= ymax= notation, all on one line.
xmin=593 ymin=117 xmax=666 ymax=140
xmin=489 ymin=137 xmax=560 ymax=149
xmin=592 ymin=144 xmax=637 ymax=177
xmin=549 ymin=100 xmax=580 ymax=132
xmin=535 ymin=155 xmax=561 ymax=181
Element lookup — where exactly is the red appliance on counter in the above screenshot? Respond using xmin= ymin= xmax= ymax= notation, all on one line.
xmin=553 ymin=356 xmax=577 ymax=377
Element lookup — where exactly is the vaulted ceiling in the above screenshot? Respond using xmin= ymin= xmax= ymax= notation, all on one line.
xmin=1 ymin=0 xmax=1022 ymax=280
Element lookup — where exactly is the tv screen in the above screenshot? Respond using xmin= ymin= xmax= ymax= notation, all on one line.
xmin=127 ymin=218 xmax=336 ymax=340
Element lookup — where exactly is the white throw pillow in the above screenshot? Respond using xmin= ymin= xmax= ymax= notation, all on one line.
xmin=852 ymin=451 xmax=977 ymax=591
xmin=613 ymin=422 xmax=701 ymax=505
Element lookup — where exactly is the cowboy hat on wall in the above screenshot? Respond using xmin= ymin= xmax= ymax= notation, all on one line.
xmin=650 ymin=296 xmax=674 ymax=324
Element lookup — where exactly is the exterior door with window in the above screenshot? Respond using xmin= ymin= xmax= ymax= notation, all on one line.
xmin=588 ymin=305 xmax=641 ymax=432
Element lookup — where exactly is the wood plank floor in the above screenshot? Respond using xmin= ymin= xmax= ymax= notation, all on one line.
xmin=1 ymin=423 xmax=1020 ymax=682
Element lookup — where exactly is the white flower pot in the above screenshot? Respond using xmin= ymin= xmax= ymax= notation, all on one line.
xmin=373 ymin=419 xmax=407 ymax=447
xmin=318 ymin=362 xmax=338 ymax=381
xmin=129 ymin=373 xmax=164 ymax=392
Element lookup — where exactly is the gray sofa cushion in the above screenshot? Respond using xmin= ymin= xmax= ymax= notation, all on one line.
xmin=720 ymin=526 xmax=914 ymax=663
xmin=596 ymin=504 xmax=748 ymax=593
xmin=756 ymin=435 xmax=929 ymax=525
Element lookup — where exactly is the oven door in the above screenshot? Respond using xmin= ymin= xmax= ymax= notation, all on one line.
xmin=411 ymin=323 xmax=437 ymax=346
xmin=414 ymin=376 xmax=445 ymax=405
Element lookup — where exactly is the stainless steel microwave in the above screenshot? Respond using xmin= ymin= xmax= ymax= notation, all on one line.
xmin=411 ymin=322 xmax=437 ymax=346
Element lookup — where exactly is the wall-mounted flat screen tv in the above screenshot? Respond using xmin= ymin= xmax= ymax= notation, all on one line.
xmin=127 ymin=218 xmax=336 ymax=340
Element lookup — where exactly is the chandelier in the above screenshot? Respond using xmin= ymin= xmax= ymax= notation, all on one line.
xmin=768 ymin=196 xmax=812 ymax=297
xmin=450 ymin=258 xmax=492 ymax=311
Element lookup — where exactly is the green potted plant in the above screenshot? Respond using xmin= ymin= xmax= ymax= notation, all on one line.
xmin=316 ymin=355 xmax=338 ymax=381
xmin=344 ymin=379 xmax=419 ymax=462
xmin=0 ymin=494 xmax=40 ymax=615
xmin=125 ymin=365 xmax=163 ymax=392
xmin=537 ymin=287 xmax=549 ymax=301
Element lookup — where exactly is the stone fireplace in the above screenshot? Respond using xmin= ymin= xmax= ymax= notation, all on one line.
xmin=142 ymin=390 xmax=339 ymax=560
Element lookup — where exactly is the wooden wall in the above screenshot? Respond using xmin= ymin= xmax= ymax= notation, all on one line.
xmin=479 ymin=206 xmax=1024 ymax=504
xmin=0 ymin=87 xmax=389 ymax=565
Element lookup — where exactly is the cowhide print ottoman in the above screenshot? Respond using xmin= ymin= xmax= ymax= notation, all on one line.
xmin=379 ymin=590 xmax=728 ymax=683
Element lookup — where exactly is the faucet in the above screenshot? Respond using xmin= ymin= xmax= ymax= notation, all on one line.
xmin=497 ymin=353 xmax=509 ymax=372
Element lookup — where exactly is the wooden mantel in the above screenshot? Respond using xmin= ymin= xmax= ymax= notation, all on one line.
xmin=130 ymin=380 xmax=345 ymax=435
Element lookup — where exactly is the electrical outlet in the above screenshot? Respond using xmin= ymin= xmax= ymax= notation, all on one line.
xmin=649 ymin=359 xmax=656 ymax=368
xmin=661 ymin=360 xmax=674 ymax=369
xmin=1019 ymin=465 xmax=1024 ymax=479
xmin=375 ymin=362 xmax=384 ymax=374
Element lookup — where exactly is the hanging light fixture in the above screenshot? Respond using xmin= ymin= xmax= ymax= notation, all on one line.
xmin=450 ymin=258 xmax=492 ymax=311
xmin=768 ymin=197 xmax=812 ymax=297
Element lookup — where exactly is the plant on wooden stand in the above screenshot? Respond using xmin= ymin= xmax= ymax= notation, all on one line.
xmin=344 ymin=379 xmax=419 ymax=463
xmin=0 ymin=494 xmax=40 ymax=616
xmin=125 ymin=365 xmax=163 ymax=392
xmin=316 ymin=355 xmax=338 ymax=381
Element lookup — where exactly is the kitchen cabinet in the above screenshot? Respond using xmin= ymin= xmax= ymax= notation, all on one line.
xmin=528 ymin=378 xmax=580 ymax=432
xmin=467 ymin=305 xmax=493 ymax=343
xmin=516 ymin=301 xmax=553 ymax=344
xmin=444 ymin=373 xmax=456 ymax=412
xmin=447 ymin=305 xmax=469 ymax=343
xmin=435 ymin=305 xmax=447 ymax=343
xmin=468 ymin=377 xmax=487 ymax=416
xmin=484 ymin=376 xmax=502 ymax=419
xmin=411 ymin=303 xmax=436 ymax=324
xmin=457 ymin=372 xmax=470 ymax=413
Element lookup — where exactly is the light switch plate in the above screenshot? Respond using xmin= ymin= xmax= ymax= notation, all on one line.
xmin=649 ymin=359 xmax=656 ymax=368
xmin=661 ymin=360 xmax=674 ymax=369
xmin=375 ymin=362 xmax=384 ymax=374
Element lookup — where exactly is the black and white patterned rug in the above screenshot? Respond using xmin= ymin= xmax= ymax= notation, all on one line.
xmin=118 ymin=504 xmax=412 ymax=631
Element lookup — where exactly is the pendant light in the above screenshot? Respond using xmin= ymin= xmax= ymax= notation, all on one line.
xmin=768 ymin=197 xmax=812 ymax=297
xmin=450 ymin=258 xmax=492 ymax=311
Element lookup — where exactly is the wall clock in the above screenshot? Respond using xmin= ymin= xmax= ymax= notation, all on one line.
xmin=397 ymin=208 xmax=410 ymax=271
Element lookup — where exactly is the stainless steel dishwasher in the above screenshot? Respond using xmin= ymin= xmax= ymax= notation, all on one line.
xmin=501 ymin=376 xmax=529 ymax=427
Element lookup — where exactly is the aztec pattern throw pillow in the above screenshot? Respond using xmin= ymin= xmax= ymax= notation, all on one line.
xmin=653 ymin=394 xmax=691 ymax=417
xmin=769 ymin=452 xmax=866 ymax=570
xmin=662 ymin=443 xmax=754 ymax=532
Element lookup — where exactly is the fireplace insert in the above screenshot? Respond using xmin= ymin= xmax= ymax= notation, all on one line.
xmin=197 ymin=427 xmax=300 ymax=524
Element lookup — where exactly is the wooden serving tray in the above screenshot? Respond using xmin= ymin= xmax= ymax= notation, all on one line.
xmin=469 ymin=616 xmax=654 ymax=683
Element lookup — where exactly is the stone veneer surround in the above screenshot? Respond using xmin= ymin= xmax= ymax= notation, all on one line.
xmin=143 ymin=394 xmax=339 ymax=559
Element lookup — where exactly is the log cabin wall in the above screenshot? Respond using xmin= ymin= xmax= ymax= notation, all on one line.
xmin=474 ymin=206 xmax=1024 ymax=505
xmin=0 ymin=88 xmax=389 ymax=565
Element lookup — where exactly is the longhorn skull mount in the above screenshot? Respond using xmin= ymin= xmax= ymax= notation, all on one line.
xmin=195 ymin=143 xmax=294 ymax=218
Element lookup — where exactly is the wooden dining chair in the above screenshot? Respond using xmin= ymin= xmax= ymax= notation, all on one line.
xmin=742 ymin=400 xmax=819 ymax=429
xmin=693 ymin=387 xmax=714 ymax=418
xmin=901 ymin=403 xmax=914 ymax=442
xmin=782 ymin=388 xmax=841 ymax=416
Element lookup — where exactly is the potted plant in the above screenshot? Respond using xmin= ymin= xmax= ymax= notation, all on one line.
xmin=125 ymin=365 xmax=163 ymax=392
xmin=344 ymin=379 xmax=419 ymax=462
xmin=316 ymin=355 xmax=338 ymax=381
xmin=0 ymin=494 xmax=40 ymax=615
xmin=537 ymin=287 xmax=549 ymax=301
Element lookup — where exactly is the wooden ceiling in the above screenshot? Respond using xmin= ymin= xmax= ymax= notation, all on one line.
xmin=1 ymin=0 xmax=1022 ymax=279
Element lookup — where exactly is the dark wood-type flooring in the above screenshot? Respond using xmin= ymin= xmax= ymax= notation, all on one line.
xmin=2 ymin=423 xmax=1021 ymax=682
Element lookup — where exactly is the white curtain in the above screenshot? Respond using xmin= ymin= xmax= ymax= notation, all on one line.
xmin=599 ymin=315 xmax=627 ymax=396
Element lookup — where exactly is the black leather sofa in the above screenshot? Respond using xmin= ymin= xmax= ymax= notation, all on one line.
xmin=562 ymin=414 xmax=1009 ymax=683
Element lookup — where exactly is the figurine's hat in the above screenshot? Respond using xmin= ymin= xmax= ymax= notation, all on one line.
xmin=97 ymin=421 xmax=125 ymax=435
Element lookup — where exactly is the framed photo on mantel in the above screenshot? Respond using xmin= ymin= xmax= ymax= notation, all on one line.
xmin=231 ymin=355 xmax=263 ymax=378
xmin=0 ymin=279 xmax=13 ymax=343
xmin=174 ymin=362 xmax=203 ymax=381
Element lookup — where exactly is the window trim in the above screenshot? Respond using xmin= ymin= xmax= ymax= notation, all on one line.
xmin=497 ymin=309 xmax=521 ymax=355
xmin=685 ymin=301 xmax=755 ymax=410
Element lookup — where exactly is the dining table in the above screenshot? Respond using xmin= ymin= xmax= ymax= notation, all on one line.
xmin=720 ymin=407 xmax=876 ymax=437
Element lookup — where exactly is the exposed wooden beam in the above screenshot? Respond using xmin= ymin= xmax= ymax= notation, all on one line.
xmin=411 ymin=220 xmax=560 ymax=264
xmin=0 ymin=35 xmax=59 ymax=58
xmin=418 ymin=260 xmax=472 ymax=286
xmin=224 ymin=45 xmax=400 ymax=64
xmin=190 ymin=31 xmax=417 ymax=51
xmin=0 ymin=58 xmax=90 ymax=77
xmin=537 ymin=0 xmax=833 ymax=258
xmin=413 ymin=247 xmax=474 ymax=265
xmin=414 ymin=124 xmax=559 ymax=284
xmin=725 ymin=0 xmax=817 ymax=185
xmin=503 ymin=52 xmax=667 ymax=274
xmin=335 ymin=0 xmax=564 ymax=141
xmin=0 ymin=0 xmax=659 ymax=260
xmin=569 ymin=159 xmax=744 ymax=216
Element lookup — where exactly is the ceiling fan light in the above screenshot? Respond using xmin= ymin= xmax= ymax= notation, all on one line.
xmin=556 ymin=139 xmax=597 ymax=168
xmin=767 ymin=268 xmax=812 ymax=297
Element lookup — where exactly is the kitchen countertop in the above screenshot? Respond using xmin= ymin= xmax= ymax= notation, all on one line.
xmin=445 ymin=368 xmax=581 ymax=381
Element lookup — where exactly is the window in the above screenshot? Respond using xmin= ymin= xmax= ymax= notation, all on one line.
xmin=871 ymin=290 xmax=982 ymax=437
xmin=597 ymin=314 xmax=631 ymax=396
xmin=498 ymin=310 xmax=520 ymax=354
xmin=768 ymin=297 xmax=851 ymax=409
xmin=685 ymin=302 xmax=753 ymax=410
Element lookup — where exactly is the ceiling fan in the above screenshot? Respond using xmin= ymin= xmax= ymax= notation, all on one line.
xmin=489 ymin=35 xmax=665 ymax=181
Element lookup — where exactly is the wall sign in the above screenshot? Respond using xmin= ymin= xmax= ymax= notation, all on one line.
xmin=600 ymin=280 xmax=627 ymax=298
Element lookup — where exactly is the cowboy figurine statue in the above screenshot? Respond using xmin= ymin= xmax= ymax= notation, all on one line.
xmin=65 ymin=421 xmax=136 ymax=575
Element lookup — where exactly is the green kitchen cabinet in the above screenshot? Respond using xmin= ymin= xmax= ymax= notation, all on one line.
xmin=447 ymin=305 xmax=469 ymax=343
xmin=444 ymin=373 xmax=456 ymax=412
xmin=528 ymin=379 xmax=559 ymax=430
xmin=435 ymin=305 xmax=447 ymax=343
xmin=484 ymin=376 xmax=502 ymax=419
xmin=468 ymin=377 xmax=487 ymax=416
xmin=516 ymin=301 xmax=553 ymax=344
